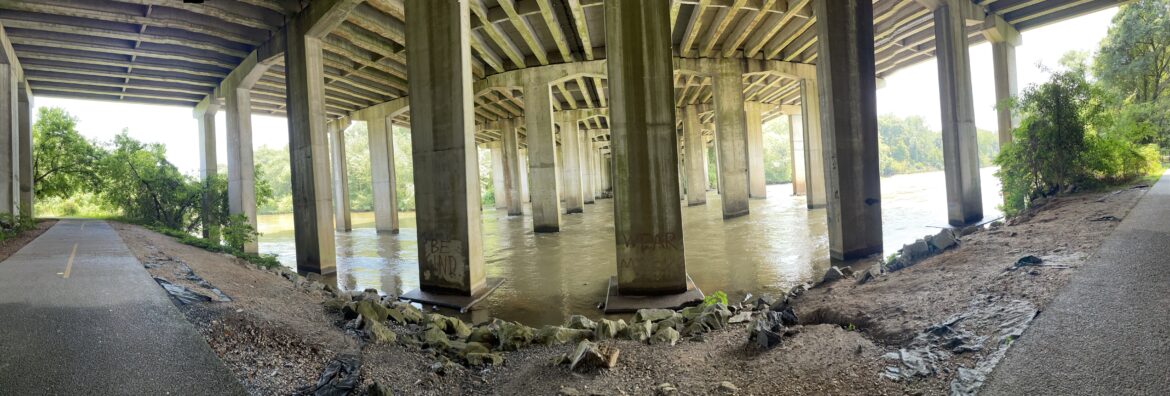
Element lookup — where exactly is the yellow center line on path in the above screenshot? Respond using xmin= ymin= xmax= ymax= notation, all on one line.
xmin=62 ymin=243 xmax=78 ymax=279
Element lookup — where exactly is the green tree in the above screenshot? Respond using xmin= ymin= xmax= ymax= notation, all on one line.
xmin=98 ymin=132 xmax=202 ymax=230
xmin=1094 ymin=0 xmax=1170 ymax=104
xmin=343 ymin=123 xmax=373 ymax=212
xmin=763 ymin=117 xmax=792 ymax=184
xmin=32 ymin=108 xmax=103 ymax=199
xmin=393 ymin=124 xmax=416 ymax=211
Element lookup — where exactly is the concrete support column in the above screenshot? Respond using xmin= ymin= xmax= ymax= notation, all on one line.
xmin=682 ymin=105 xmax=706 ymax=206
xmin=581 ymin=130 xmax=595 ymax=204
xmin=519 ymin=148 xmax=530 ymax=203
xmin=404 ymin=0 xmax=487 ymax=296
xmin=368 ymin=117 xmax=399 ymax=233
xmin=605 ymin=0 xmax=689 ymax=296
xmin=0 ymin=65 xmax=15 ymax=215
xmin=788 ymin=114 xmax=807 ymax=196
xmin=525 ymin=78 xmax=561 ymax=232
xmin=489 ymin=142 xmax=508 ymax=210
xmin=195 ymin=102 xmax=219 ymax=239
xmin=801 ymin=79 xmax=827 ymax=208
xmin=985 ymin=20 xmax=1021 ymax=147
xmin=284 ymin=30 xmax=335 ymax=274
xmin=600 ymin=152 xmax=611 ymax=191
xmin=934 ymin=1 xmax=983 ymax=226
xmin=225 ymin=86 xmax=258 ymax=253
xmin=329 ymin=120 xmax=352 ymax=231
xmin=814 ymin=0 xmax=883 ymax=260
xmin=560 ymin=120 xmax=584 ymax=214
xmin=991 ymin=42 xmax=1017 ymax=146
xmin=746 ymin=102 xmax=767 ymax=199
xmin=501 ymin=118 xmax=523 ymax=215
xmin=712 ymin=60 xmax=750 ymax=219
xmin=16 ymin=84 xmax=30 ymax=218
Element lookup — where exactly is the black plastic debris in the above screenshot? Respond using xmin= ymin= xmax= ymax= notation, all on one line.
xmin=153 ymin=278 xmax=212 ymax=305
xmin=309 ymin=355 xmax=361 ymax=396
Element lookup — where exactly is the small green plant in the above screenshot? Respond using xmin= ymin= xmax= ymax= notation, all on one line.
xmin=222 ymin=214 xmax=259 ymax=251
xmin=845 ymin=323 xmax=857 ymax=332
xmin=703 ymin=290 xmax=729 ymax=307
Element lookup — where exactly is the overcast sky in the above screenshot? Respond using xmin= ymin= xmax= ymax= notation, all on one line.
xmin=34 ymin=7 xmax=1118 ymax=176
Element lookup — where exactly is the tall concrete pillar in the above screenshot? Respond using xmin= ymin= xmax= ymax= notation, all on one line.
xmin=16 ymin=84 xmax=30 ymax=218
xmin=600 ymin=152 xmax=611 ymax=191
xmin=0 ymin=65 xmax=15 ymax=215
xmin=581 ymin=130 xmax=595 ymax=205
xmin=560 ymin=120 xmax=584 ymax=214
xmin=934 ymin=1 xmax=983 ymax=226
xmin=501 ymin=118 xmax=523 ymax=215
xmin=703 ymin=137 xmax=713 ymax=190
xmin=605 ymin=0 xmax=692 ymax=299
xmin=489 ymin=142 xmax=507 ymax=210
xmin=519 ymin=148 xmax=530 ymax=203
xmin=368 ymin=117 xmax=399 ymax=233
xmin=404 ymin=0 xmax=491 ymax=298
xmin=195 ymin=102 xmax=219 ymax=239
xmin=801 ymin=79 xmax=827 ymax=208
xmin=525 ymin=78 xmax=561 ymax=232
xmin=330 ymin=120 xmax=352 ymax=231
xmin=225 ymin=86 xmax=258 ymax=253
xmin=788 ymin=114 xmax=807 ymax=196
xmin=745 ymin=102 xmax=767 ymax=199
xmin=814 ymin=0 xmax=883 ymax=260
xmin=284 ymin=29 xmax=335 ymax=274
xmin=712 ymin=60 xmax=750 ymax=219
xmin=682 ymin=106 xmax=706 ymax=206
xmin=985 ymin=20 xmax=1021 ymax=147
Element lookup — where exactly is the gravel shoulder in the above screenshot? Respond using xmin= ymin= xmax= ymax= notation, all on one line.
xmin=113 ymin=183 xmax=1146 ymax=395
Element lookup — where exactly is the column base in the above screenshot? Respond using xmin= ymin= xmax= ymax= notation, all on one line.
xmin=399 ymin=278 xmax=505 ymax=312
xmin=948 ymin=214 xmax=984 ymax=227
xmin=566 ymin=208 xmax=584 ymax=214
xmin=602 ymin=275 xmax=705 ymax=314
xmin=376 ymin=229 xmax=400 ymax=235
xmin=723 ymin=210 xmax=749 ymax=220
xmin=807 ymin=204 xmax=827 ymax=210
xmin=687 ymin=201 xmax=706 ymax=207
xmin=534 ymin=225 xmax=560 ymax=233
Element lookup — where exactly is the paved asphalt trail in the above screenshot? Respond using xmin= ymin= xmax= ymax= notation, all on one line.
xmin=983 ymin=173 xmax=1170 ymax=395
xmin=0 ymin=220 xmax=243 ymax=394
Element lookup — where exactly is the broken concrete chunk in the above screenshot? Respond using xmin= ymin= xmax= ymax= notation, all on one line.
xmin=565 ymin=314 xmax=597 ymax=330
xmin=494 ymin=320 xmax=535 ymax=351
xmin=633 ymin=308 xmax=677 ymax=323
xmin=820 ymin=266 xmax=845 ymax=284
xmin=594 ymin=318 xmax=628 ymax=340
xmin=564 ymin=340 xmax=619 ymax=371
xmin=625 ymin=320 xmax=654 ymax=342
xmin=930 ymin=229 xmax=958 ymax=251
xmin=650 ymin=327 xmax=680 ymax=346
xmin=535 ymin=325 xmax=594 ymax=345
xmin=362 ymin=316 xmax=397 ymax=344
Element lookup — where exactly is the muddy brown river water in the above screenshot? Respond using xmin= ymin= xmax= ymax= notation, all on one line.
xmin=258 ymin=168 xmax=1001 ymax=326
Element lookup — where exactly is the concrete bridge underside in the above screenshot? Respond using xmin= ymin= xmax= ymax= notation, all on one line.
xmin=0 ymin=0 xmax=1126 ymax=307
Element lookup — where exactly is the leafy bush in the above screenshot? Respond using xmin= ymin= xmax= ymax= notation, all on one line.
xmin=702 ymin=290 xmax=728 ymax=307
xmin=996 ymin=65 xmax=1163 ymax=216
xmin=221 ymin=214 xmax=259 ymax=251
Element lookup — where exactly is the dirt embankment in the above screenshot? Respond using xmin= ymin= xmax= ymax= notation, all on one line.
xmin=114 ymin=183 xmax=1146 ymax=395
xmin=0 ymin=219 xmax=56 ymax=261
